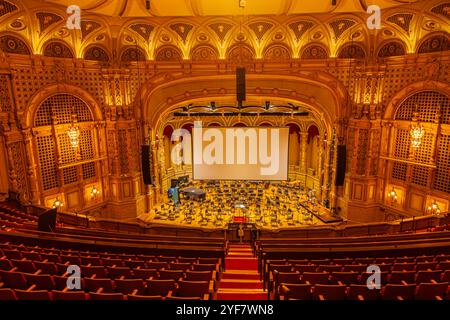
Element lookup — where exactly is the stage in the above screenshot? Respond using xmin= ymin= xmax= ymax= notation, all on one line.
xmin=140 ymin=181 xmax=343 ymax=229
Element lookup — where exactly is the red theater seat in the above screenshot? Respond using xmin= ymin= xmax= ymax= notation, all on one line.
xmin=415 ymin=270 xmax=442 ymax=284
xmin=313 ymin=284 xmax=347 ymax=300
xmin=133 ymin=268 xmax=158 ymax=280
xmin=382 ymin=284 xmax=416 ymax=300
xmin=415 ymin=282 xmax=448 ymax=300
xmin=301 ymin=272 xmax=329 ymax=285
xmin=90 ymin=292 xmax=125 ymax=300
xmin=176 ymin=280 xmax=212 ymax=299
xmin=330 ymin=272 xmax=359 ymax=285
xmin=0 ymin=270 xmax=28 ymax=289
xmin=280 ymin=283 xmax=312 ymax=300
xmin=52 ymin=290 xmax=87 ymax=300
xmin=127 ymin=294 xmax=163 ymax=300
xmin=84 ymin=278 xmax=114 ymax=293
xmin=14 ymin=289 xmax=51 ymax=300
xmin=0 ymin=288 xmax=17 ymax=300
xmin=346 ymin=284 xmax=380 ymax=300
xmin=146 ymin=279 xmax=177 ymax=296
xmin=24 ymin=273 xmax=55 ymax=290
xmin=114 ymin=279 xmax=146 ymax=295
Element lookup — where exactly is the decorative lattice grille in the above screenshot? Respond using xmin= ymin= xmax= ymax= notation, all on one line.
xmin=412 ymin=165 xmax=430 ymax=187
xmin=82 ymin=162 xmax=96 ymax=180
xmin=392 ymin=162 xmax=407 ymax=181
xmin=413 ymin=132 xmax=433 ymax=163
xmin=63 ymin=166 xmax=78 ymax=185
xmin=434 ymin=135 xmax=450 ymax=193
xmin=35 ymin=94 xmax=93 ymax=127
xmin=395 ymin=91 xmax=450 ymax=124
xmin=356 ymin=129 xmax=369 ymax=175
xmin=393 ymin=129 xmax=410 ymax=160
xmin=58 ymin=133 xmax=76 ymax=165
xmin=37 ymin=135 xmax=58 ymax=190
xmin=80 ymin=130 xmax=94 ymax=160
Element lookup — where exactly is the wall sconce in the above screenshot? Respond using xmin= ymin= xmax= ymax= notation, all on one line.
xmin=90 ymin=186 xmax=100 ymax=199
xmin=387 ymin=188 xmax=398 ymax=205
xmin=52 ymin=198 xmax=63 ymax=209
xmin=427 ymin=200 xmax=441 ymax=216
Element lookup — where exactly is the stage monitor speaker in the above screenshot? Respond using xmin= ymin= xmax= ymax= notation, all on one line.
xmin=38 ymin=208 xmax=57 ymax=232
xmin=335 ymin=145 xmax=346 ymax=186
xmin=141 ymin=145 xmax=153 ymax=185
xmin=236 ymin=67 xmax=246 ymax=103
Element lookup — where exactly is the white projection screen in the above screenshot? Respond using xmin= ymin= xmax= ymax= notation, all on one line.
xmin=192 ymin=127 xmax=289 ymax=181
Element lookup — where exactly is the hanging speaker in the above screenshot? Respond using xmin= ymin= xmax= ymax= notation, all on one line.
xmin=236 ymin=67 xmax=246 ymax=103
xmin=335 ymin=145 xmax=346 ymax=186
xmin=141 ymin=145 xmax=153 ymax=185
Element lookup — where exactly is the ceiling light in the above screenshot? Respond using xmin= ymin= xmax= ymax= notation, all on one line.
xmin=239 ymin=0 xmax=247 ymax=8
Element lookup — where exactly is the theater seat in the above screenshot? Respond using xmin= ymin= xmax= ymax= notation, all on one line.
xmin=301 ymin=272 xmax=329 ymax=285
xmin=313 ymin=284 xmax=347 ymax=300
xmin=107 ymin=267 xmax=133 ymax=279
xmin=0 ymin=270 xmax=29 ymax=289
xmin=280 ymin=283 xmax=312 ymax=300
xmin=146 ymin=279 xmax=176 ymax=296
xmin=382 ymin=284 xmax=416 ymax=300
xmin=388 ymin=271 xmax=416 ymax=284
xmin=82 ymin=266 xmax=108 ymax=278
xmin=127 ymin=294 xmax=163 ymax=300
xmin=185 ymin=270 xmax=214 ymax=281
xmin=84 ymin=278 xmax=114 ymax=293
xmin=133 ymin=268 xmax=158 ymax=280
xmin=14 ymin=289 xmax=51 ymax=300
xmin=415 ymin=270 xmax=442 ymax=284
xmin=114 ymin=279 xmax=146 ymax=295
xmin=176 ymin=280 xmax=212 ymax=299
xmin=330 ymin=272 xmax=359 ymax=285
xmin=415 ymin=282 xmax=448 ymax=300
xmin=346 ymin=284 xmax=380 ymax=300
xmin=158 ymin=270 xmax=184 ymax=281
xmin=0 ymin=259 xmax=13 ymax=271
xmin=90 ymin=292 xmax=125 ymax=300
xmin=24 ymin=273 xmax=55 ymax=290
xmin=0 ymin=288 xmax=17 ymax=300
xmin=51 ymin=290 xmax=87 ymax=300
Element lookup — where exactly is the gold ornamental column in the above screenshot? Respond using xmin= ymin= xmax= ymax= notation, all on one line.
xmin=300 ymin=131 xmax=308 ymax=173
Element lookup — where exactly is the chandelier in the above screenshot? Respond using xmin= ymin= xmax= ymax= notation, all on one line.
xmin=410 ymin=109 xmax=424 ymax=149
xmin=427 ymin=200 xmax=441 ymax=216
xmin=67 ymin=115 xmax=80 ymax=149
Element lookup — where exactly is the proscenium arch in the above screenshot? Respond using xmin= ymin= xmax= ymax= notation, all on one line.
xmin=138 ymin=73 xmax=349 ymax=139
xmin=23 ymin=84 xmax=104 ymax=128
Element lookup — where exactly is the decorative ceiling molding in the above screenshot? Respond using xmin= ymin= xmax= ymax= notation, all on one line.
xmin=248 ymin=22 xmax=274 ymax=41
xmin=0 ymin=0 xmax=17 ymax=17
xmin=387 ymin=13 xmax=414 ymax=34
xmin=288 ymin=21 xmax=314 ymax=41
xmin=329 ymin=19 xmax=356 ymax=40
xmin=81 ymin=21 xmax=102 ymax=39
xmin=36 ymin=12 xmax=63 ymax=33
xmin=130 ymin=23 xmax=155 ymax=42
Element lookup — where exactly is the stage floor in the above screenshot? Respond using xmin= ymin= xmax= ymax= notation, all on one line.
xmin=140 ymin=181 xmax=341 ymax=229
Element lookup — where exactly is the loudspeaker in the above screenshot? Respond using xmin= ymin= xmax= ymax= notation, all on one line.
xmin=38 ymin=208 xmax=57 ymax=232
xmin=236 ymin=68 xmax=246 ymax=103
xmin=141 ymin=145 xmax=153 ymax=185
xmin=335 ymin=145 xmax=346 ymax=186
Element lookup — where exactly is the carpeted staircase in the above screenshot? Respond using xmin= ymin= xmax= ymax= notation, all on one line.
xmin=217 ymin=244 xmax=266 ymax=300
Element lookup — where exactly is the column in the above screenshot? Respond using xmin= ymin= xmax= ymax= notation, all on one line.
xmin=300 ymin=131 xmax=308 ymax=173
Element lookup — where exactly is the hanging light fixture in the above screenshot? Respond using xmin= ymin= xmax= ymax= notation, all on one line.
xmin=427 ymin=200 xmax=441 ymax=216
xmin=67 ymin=114 xmax=80 ymax=149
xmin=410 ymin=105 xmax=424 ymax=149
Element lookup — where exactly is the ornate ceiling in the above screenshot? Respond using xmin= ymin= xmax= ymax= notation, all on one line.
xmin=45 ymin=0 xmax=426 ymax=17
xmin=0 ymin=0 xmax=448 ymax=63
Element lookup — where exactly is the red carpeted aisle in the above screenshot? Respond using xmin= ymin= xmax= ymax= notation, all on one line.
xmin=216 ymin=244 xmax=266 ymax=300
